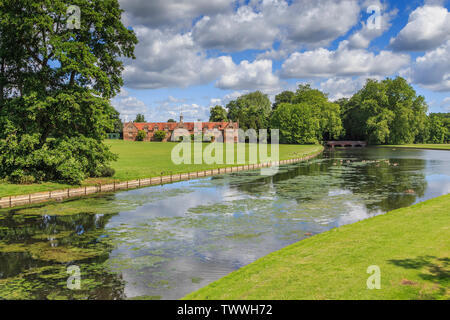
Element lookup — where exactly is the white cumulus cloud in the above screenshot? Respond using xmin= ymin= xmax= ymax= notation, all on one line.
xmin=112 ymin=92 xmax=148 ymax=122
xmin=281 ymin=43 xmax=410 ymax=78
xmin=119 ymin=0 xmax=233 ymax=29
xmin=390 ymin=5 xmax=450 ymax=51
xmin=192 ymin=5 xmax=278 ymax=52
xmin=319 ymin=77 xmax=377 ymax=101
xmin=216 ymin=59 xmax=280 ymax=90
xmin=123 ymin=28 xmax=235 ymax=89
xmin=407 ymin=40 xmax=450 ymax=91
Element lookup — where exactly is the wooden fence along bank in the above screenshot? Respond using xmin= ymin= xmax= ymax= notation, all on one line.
xmin=0 ymin=150 xmax=323 ymax=209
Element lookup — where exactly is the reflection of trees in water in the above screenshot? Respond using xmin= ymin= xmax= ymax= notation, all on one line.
xmin=230 ymin=160 xmax=329 ymax=196
xmin=229 ymin=151 xmax=428 ymax=213
xmin=0 ymin=252 xmax=46 ymax=279
xmin=327 ymin=149 xmax=428 ymax=211
xmin=0 ymin=213 xmax=110 ymax=243
xmin=341 ymin=157 xmax=427 ymax=212
xmin=0 ymin=212 xmax=126 ymax=300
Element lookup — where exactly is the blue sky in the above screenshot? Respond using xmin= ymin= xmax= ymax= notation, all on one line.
xmin=114 ymin=0 xmax=450 ymax=122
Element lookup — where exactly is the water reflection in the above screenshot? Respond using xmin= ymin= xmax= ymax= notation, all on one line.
xmin=0 ymin=148 xmax=449 ymax=299
xmin=233 ymin=149 xmax=429 ymax=212
xmin=0 ymin=212 xmax=126 ymax=299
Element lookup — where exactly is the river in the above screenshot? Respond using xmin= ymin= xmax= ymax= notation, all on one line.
xmin=0 ymin=147 xmax=449 ymax=299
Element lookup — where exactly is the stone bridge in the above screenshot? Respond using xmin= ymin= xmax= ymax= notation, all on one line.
xmin=326 ymin=141 xmax=368 ymax=148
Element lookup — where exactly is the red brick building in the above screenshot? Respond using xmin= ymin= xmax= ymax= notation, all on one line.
xmin=123 ymin=116 xmax=239 ymax=142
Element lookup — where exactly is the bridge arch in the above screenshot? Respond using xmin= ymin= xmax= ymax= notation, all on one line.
xmin=326 ymin=141 xmax=368 ymax=149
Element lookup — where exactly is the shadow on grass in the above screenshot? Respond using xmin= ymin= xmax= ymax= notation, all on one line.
xmin=388 ymin=255 xmax=449 ymax=299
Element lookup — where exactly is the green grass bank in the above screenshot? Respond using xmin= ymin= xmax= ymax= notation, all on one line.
xmin=185 ymin=194 xmax=450 ymax=300
xmin=0 ymin=141 xmax=323 ymax=197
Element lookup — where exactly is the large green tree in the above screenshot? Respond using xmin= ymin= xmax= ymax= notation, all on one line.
xmin=134 ymin=113 xmax=145 ymax=123
xmin=291 ymin=85 xmax=343 ymax=141
xmin=426 ymin=113 xmax=450 ymax=144
xmin=342 ymin=77 xmax=428 ymax=144
xmin=0 ymin=0 xmax=137 ymax=184
xmin=110 ymin=108 xmax=123 ymax=136
xmin=226 ymin=91 xmax=272 ymax=131
xmin=273 ymin=90 xmax=295 ymax=110
xmin=209 ymin=105 xmax=228 ymax=122
xmin=270 ymin=102 xmax=321 ymax=144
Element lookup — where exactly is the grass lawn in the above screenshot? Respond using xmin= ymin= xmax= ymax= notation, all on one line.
xmin=377 ymin=144 xmax=450 ymax=150
xmin=184 ymin=194 xmax=450 ymax=300
xmin=0 ymin=141 xmax=323 ymax=198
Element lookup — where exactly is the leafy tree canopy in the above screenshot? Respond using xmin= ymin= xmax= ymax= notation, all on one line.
xmin=291 ymin=84 xmax=343 ymax=141
xmin=153 ymin=130 xmax=166 ymax=142
xmin=134 ymin=113 xmax=145 ymax=123
xmin=136 ymin=130 xmax=146 ymax=142
xmin=273 ymin=91 xmax=295 ymax=110
xmin=426 ymin=113 xmax=450 ymax=144
xmin=271 ymin=103 xmax=321 ymax=144
xmin=342 ymin=77 xmax=428 ymax=144
xmin=110 ymin=109 xmax=123 ymax=135
xmin=0 ymin=0 xmax=137 ymax=184
xmin=209 ymin=105 xmax=228 ymax=122
xmin=226 ymin=91 xmax=272 ymax=131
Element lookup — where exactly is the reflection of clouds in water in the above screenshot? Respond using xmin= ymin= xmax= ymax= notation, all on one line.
xmin=110 ymin=207 xmax=286 ymax=299
xmin=328 ymin=189 xmax=352 ymax=196
xmin=420 ymin=150 xmax=450 ymax=162
xmin=120 ymin=266 xmax=147 ymax=299
xmin=111 ymin=185 xmax=228 ymax=221
xmin=421 ymin=175 xmax=450 ymax=202
xmin=107 ymin=180 xmax=275 ymax=298
xmin=122 ymin=232 xmax=284 ymax=299
xmin=337 ymin=201 xmax=382 ymax=226
xmin=219 ymin=188 xmax=242 ymax=201
xmin=202 ymin=236 xmax=278 ymax=267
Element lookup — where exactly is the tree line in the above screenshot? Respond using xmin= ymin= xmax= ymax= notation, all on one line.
xmin=210 ymin=77 xmax=449 ymax=145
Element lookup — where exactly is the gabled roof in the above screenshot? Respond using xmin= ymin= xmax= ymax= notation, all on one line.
xmin=133 ymin=122 xmax=179 ymax=131
xmin=127 ymin=122 xmax=238 ymax=131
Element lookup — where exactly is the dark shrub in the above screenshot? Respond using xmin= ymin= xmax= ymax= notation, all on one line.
xmin=8 ymin=170 xmax=36 ymax=184
xmin=98 ymin=166 xmax=115 ymax=178
xmin=153 ymin=130 xmax=166 ymax=141
xmin=136 ymin=130 xmax=147 ymax=141
xmin=0 ymin=133 xmax=117 ymax=185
